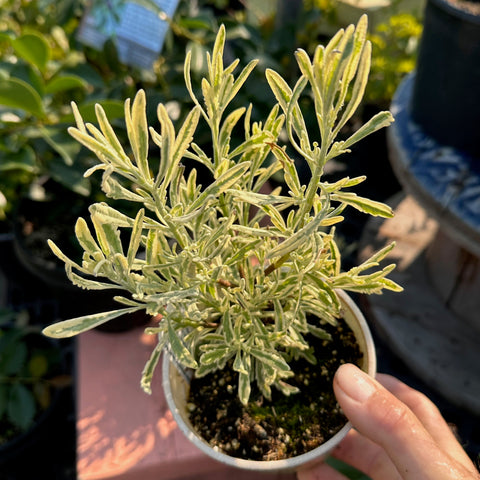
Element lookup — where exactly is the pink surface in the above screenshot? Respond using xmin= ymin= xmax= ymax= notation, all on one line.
xmin=77 ymin=326 xmax=296 ymax=480
xmin=77 ymin=326 xmax=215 ymax=479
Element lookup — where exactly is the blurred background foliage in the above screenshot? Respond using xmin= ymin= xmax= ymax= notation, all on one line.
xmin=0 ymin=0 xmax=423 ymax=220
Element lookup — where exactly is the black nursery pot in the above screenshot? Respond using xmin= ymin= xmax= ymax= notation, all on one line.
xmin=410 ymin=0 xmax=480 ymax=157
xmin=11 ymin=197 xmax=149 ymax=330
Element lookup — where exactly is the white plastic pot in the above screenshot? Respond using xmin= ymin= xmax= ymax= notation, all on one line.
xmin=162 ymin=290 xmax=376 ymax=473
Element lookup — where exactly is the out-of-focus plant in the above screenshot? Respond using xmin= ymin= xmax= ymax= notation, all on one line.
xmin=0 ymin=0 xmax=128 ymax=218
xmin=0 ymin=0 xmax=417 ymax=221
xmin=0 ymin=0 xmax=245 ymax=219
xmin=300 ymin=2 xmax=423 ymax=109
xmin=0 ymin=308 xmax=69 ymax=442
xmin=364 ymin=13 xmax=422 ymax=107
xmin=0 ymin=27 xmax=90 ymax=215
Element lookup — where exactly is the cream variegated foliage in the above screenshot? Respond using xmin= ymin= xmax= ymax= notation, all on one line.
xmin=43 ymin=16 xmax=401 ymax=404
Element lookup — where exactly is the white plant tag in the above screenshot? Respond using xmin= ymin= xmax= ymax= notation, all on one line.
xmin=77 ymin=0 xmax=179 ymax=69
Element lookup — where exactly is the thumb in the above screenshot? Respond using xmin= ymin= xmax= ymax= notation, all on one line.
xmin=334 ymin=364 xmax=476 ymax=480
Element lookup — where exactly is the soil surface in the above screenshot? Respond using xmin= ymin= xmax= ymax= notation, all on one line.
xmin=187 ymin=318 xmax=362 ymax=461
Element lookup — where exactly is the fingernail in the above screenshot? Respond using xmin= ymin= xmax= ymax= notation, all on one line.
xmin=335 ymin=364 xmax=377 ymax=403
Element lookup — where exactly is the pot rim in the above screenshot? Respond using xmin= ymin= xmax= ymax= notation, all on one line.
xmin=429 ymin=0 xmax=480 ymax=24
xmin=162 ymin=289 xmax=376 ymax=472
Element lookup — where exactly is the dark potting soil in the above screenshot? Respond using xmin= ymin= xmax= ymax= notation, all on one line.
xmin=188 ymin=317 xmax=362 ymax=462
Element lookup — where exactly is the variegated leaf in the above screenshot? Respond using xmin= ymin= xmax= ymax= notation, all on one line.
xmin=167 ymin=319 xmax=198 ymax=369
xmin=42 ymin=307 xmax=142 ymax=338
xmin=141 ymin=333 xmax=167 ymax=394
xmin=332 ymin=192 xmax=394 ymax=218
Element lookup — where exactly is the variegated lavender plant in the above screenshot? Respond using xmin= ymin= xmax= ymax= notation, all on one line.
xmin=43 ymin=16 xmax=401 ymax=404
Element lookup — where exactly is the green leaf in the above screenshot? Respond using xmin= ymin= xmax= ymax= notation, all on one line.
xmin=125 ymin=90 xmax=150 ymax=179
xmin=75 ymin=217 xmax=101 ymax=255
xmin=183 ymin=50 xmax=200 ymax=108
xmin=307 ymin=324 xmax=332 ymax=341
xmin=265 ymin=68 xmax=293 ymax=113
xmin=144 ymin=287 xmax=198 ymax=305
xmin=294 ymin=48 xmax=323 ymax=115
xmin=336 ymin=15 xmax=368 ymax=111
xmin=334 ymin=39 xmax=372 ymax=135
xmin=224 ymin=59 xmax=258 ymax=106
xmin=332 ymin=192 xmax=394 ymax=218
xmin=250 ymin=347 xmax=290 ymax=372
xmin=219 ymin=107 xmax=245 ymax=152
xmin=66 ymin=269 xmax=120 ymax=291
xmin=268 ymin=143 xmax=303 ymax=197
xmin=380 ymin=278 xmax=404 ymax=292
xmin=0 ymin=32 xmax=12 ymax=43
xmin=154 ymin=103 xmax=176 ymax=189
xmin=49 ymin=158 xmax=90 ymax=196
xmin=233 ymin=351 xmax=248 ymax=375
xmin=69 ymin=100 xmax=125 ymax=124
xmin=273 ymin=299 xmax=287 ymax=333
xmin=322 ymin=176 xmax=366 ymax=193
xmin=267 ymin=205 xmax=327 ymax=259
xmin=324 ymin=24 xmax=355 ymax=110
xmin=286 ymin=76 xmax=310 ymax=152
xmin=343 ymin=111 xmax=394 ymax=150
xmin=196 ymin=361 xmax=224 ymax=378
xmin=172 ymin=106 xmax=201 ymax=167
xmin=91 ymin=213 xmax=123 ymax=256
xmin=1 ymin=341 xmax=27 ymax=375
xmin=88 ymin=203 xmax=135 ymax=228
xmin=223 ymin=310 xmax=234 ymax=343
xmin=45 ymin=75 xmax=87 ymax=95
xmin=141 ymin=333 xmax=167 ymax=394
xmin=8 ymin=383 xmax=36 ymax=431
xmin=256 ymin=363 xmax=273 ymax=399
xmin=12 ymin=32 xmax=50 ymax=73
xmin=0 ymin=147 xmax=36 ymax=173
xmin=0 ymin=78 xmax=45 ymax=117
xmin=67 ymin=127 xmax=117 ymax=164
xmin=40 ymin=125 xmax=81 ymax=167
xmin=89 ymin=202 xmax=161 ymax=229
xmin=229 ymin=131 xmax=271 ymax=159
xmin=226 ymin=189 xmax=294 ymax=207
xmin=48 ymin=240 xmax=83 ymax=272
xmin=167 ymin=319 xmax=198 ymax=369
xmin=186 ymin=162 xmax=251 ymax=214
xmin=94 ymin=104 xmax=128 ymax=161
xmin=231 ymin=224 xmax=279 ymax=238
xmin=261 ymin=204 xmax=287 ymax=232
xmin=101 ymin=174 xmax=146 ymax=203
xmin=200 ymin=347 xmax=232 ymax=366
xmin=238 ymin=371 xmax=251 ymax=405
xmin=224 ymin=239 xmax=262 ymax=267
xmin=42 ymin=307 xmax=142 ymax=338
xmin=127 ymin=209 xmax=145 ymax=269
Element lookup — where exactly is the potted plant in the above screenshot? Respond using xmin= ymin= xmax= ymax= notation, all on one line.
xmin=43 ymin=16 xmax=402 ymax=471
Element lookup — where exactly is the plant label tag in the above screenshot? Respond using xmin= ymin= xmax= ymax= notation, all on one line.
xmin=77 ymin=0 xmax=179 ymax=69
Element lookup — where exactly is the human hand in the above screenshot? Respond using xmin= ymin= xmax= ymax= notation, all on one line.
xmin=298 ymin=363 xmax=480 ymax=480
